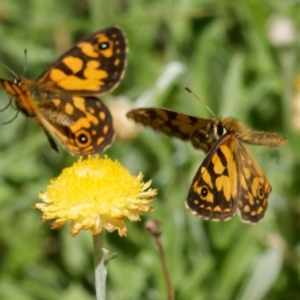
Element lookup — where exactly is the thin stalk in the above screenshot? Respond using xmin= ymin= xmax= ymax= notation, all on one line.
xmin=93 ymin=231 xmax=108 ymax=300
xmin=146 ymin=219 xmax=174 ymax=300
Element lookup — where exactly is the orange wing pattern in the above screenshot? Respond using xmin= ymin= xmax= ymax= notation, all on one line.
xmin=0 ymin=27 xmax=128 ymax=155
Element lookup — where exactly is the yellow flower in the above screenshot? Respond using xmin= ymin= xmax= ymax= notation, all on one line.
xmin=33 ymin=156 xmax=157 ymax=237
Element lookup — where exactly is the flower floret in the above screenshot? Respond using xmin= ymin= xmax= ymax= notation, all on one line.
xmin=33 ymin=156 xmax=157 ymax=236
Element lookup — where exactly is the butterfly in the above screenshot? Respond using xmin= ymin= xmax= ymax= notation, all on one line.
xmin=0 ymin=27 xmax=127 ymax=156
xmin=127 ymin=107 xmax=287 ymax=223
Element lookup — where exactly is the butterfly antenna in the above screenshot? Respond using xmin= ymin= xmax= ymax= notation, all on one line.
xmin=0 ymin=61 xmax=19 ymax=79
xmin=22 ymin=49 xmax=28 ymax=76
xmin=184 ymin=86 xmax=216 ymax=117
xmin=0 ymin=98 xmax=13 ymax=112
xmin=2 ymin=110 xmax=20 ymax=125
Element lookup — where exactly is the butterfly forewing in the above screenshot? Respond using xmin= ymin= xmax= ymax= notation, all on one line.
xmin=127 ymin=108 xmax=211 ymax=152
xmin=37 ymin=27 xmax=127 ymax=95
xmin=186 ymin=133 xmax=238 ymax=221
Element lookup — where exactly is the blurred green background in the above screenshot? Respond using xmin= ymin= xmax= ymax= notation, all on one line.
xmin=0 ymin=1 xmax=299 ymax=299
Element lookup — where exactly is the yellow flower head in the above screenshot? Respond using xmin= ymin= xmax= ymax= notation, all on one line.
xmin=33 ymin=156 xmax=157 ymax=237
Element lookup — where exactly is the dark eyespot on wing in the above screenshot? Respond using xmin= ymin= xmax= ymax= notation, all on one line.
xmin=186 ymin=133 xmax=238 ymax=221
xmin=235 ymin=143 xmax=270 ymax=224
xmin=38 ymin=95 xmax=114 ymax=156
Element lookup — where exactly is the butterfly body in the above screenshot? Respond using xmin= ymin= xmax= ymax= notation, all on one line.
xmin=127 ymin=108 xmax=286 ymax=223
xmin=0 ymin=27 xmax=127 ymax=155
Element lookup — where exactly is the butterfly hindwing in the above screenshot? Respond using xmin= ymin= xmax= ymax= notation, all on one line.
xmin=37 ymin=95 xmax=114 ymax=155
xmin=235 ymin=143 xmax=271 ymax=223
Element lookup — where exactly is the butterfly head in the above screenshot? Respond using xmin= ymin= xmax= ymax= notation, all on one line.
xmin=205 ymin=119 xmax=229 ymax=144
xmin=212 ymin=122 xmax=227 ymax=139
xmin=190 ymin=119 xmax=229 ymax=152
xmin=13 ymin=76 xmax=23 ymax=86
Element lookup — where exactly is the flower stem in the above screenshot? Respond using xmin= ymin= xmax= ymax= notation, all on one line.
xmin=146 ymin=220 xmax=174 ymax=300
xmin=93 ymin=231 xmax=108 ymax=300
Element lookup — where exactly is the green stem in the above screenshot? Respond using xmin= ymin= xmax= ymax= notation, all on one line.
xmin=93 ymin=231 xmax=108 ymax=300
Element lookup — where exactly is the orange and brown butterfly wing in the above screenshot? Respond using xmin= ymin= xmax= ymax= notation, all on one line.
xmin=185 ymin=133 xmax=239 ymax=221
xmin=37 ymin=27 xmax=127 ymax=95
xmin=36 ymin=95 xmax=114 ymax=155
xmin=235 ymin=142 xmax=271 ymax=223
xmin=127 ymin=108 xmax=211 ymax=152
